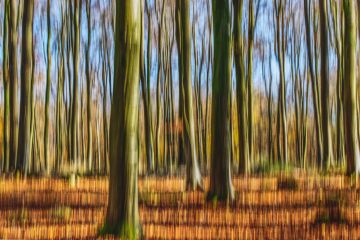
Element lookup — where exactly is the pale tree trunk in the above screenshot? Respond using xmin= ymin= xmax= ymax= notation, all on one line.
xmin=343 ymin=0 xmax=360 ymax=175
xmin=319 ymin=0 xmax=333 ymax=170
xmin=17 ymin=0 xmax=34 ymax=173
xmin=330 ymin=0 xmax=344 ymax=166
xmin=176 ymin=0 xmax=203 ymax=190
xmin=104 ymin=0 xmax=141 ymax=237
xmin=208 ymin=0 xmax=234 ymax=201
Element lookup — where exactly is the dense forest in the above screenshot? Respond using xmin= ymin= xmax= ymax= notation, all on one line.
xmin=1 ymin=0 xmax=360 ymax=239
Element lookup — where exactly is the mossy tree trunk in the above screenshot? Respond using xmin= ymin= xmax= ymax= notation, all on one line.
xmin=343 ymin=0 xmax=360 ymax=175
xmin=208 ymin=0 xmax=234 ymax=202
xmin=17 ymin=0 xmax=34 ymax=173
xmin=104 ymin=0 xmax=141 ymax=237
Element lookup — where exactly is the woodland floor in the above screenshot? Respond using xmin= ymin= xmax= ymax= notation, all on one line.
xmin=0 ymin=175 xmax=360 ymax=239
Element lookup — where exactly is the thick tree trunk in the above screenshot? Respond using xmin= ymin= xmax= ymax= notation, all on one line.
xmin=104 ymin=0 xmax=141 ymax=237
xmin=343 ymin=0 xmax=360 ymax=175
xmin=208 ymin=0 xmax=234 ymax=201
xmin=17 ymin=0 xmax=34 ymax=173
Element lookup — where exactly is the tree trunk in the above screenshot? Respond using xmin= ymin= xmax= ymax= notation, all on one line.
xmin=85 ymin=0 xmax=93 ymax=173
xmin=141 ymin=0 xmax=154 ymax=174
xmin=17 ymin=0 xmax=34 ymax=173
xmin=104 ymin=0 xmax=141 ymax=237
xmin=70 ymin=0 xmax=80 ymax=169
xmin=9 ymin=0 xmax=19 ymax=172
xmin=319 ymin=0 xmax=333 ymax=170
xmin=2 ymin=0 xmax=10 ymax=172
xmin=176 ymin=0 xmax=203 ymax=190
xmin=233 ymin=0 xmax=249 ymax=174
xmin=247 ymin=0 xmax=254 ymax=164
xmin=207 ymin=0 xmax=234 ymax=201
xmin=343 ymin=0 xmax=360 ymax=175
xmin=44 ymin=0 xmax=51 ymax=175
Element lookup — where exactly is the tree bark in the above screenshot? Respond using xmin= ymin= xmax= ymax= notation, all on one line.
xmin=8 ymin=0 xmax=19 ymax=172
xmin=319 ymin=0 xmax=333 ymax=170
xmin=343 ymin=0 xmax=360 ymax=175
xmin=233 ymin=0 xmax=249 ymax=174
xmin=208 ymin=0 xmax=234 ymax=201
xmin=44 ymin=0 xmax=51 ymax=175
xmin=17 ymin=0 xmax=34 ymax=173
xmin=176 ymin=0 xmax=203 ymax=190
xmin=2 ymin=0 xmax=10 ymax=172
xmin=104 ymin=0 xmax=141 ymax=237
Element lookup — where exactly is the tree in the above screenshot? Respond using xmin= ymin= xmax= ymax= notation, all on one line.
xmin=17 ymin=0 xmax=34 ymax=173
xmin=2 ymin=0 xmax=10 ymax=172
xmin=304 ymin=0 xmax=322 ymax=168
xmin=8 ymin=0 xmax=19 ymax=171
xmin=85 ymin=0 xmax=93 ymax=172
xmin=44 ymin=0 xmax=52 ymax=174
xmin=273 ymin=0 xmax=287 ymax=165
xmin=176 ymin=0 xmax=203 ymax=190
xmin=70 ymin=0 xmax=81 ymax=168
xmin=141 ymin=0 xmax=154 ymax=173
xmin=343 ymin=0 xmax=360 ymax=175
xmin=103 ymin=0 xmax=142 ymax=237
xmin=233 ymin=0 xmax=249 ymax=174
xmin=207 ymin=0 xmax=234 ymax=201
xmin=319 ymin=0 xmax=333 ymax=170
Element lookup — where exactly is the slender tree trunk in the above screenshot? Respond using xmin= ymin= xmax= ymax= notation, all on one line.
xmin=343 ymin=0 xmax=360 ymax=175
xmin=9 ymin=0 xmax=19 ymax=171
xmin=44 ymin=0 xmax=51 ymax=175
xmin=207 ymin=0 xmax=234 ymax=201
xmin=247 ymin=0 xmax=254 ymax=164
xmin=85 ymin=0 xmax=93 ymax=173
xmin=141 ymin=0 xmax=154 ymax=174
xmin=70 ymin=0 xmax=81 ymax=169
xmin=176 ymin=0 xmax=203 ymax=190
xmin=319 ymin=0 xmax=333 ymax=170
xmin=2 ymin=0 xmax=10 ymax=172
xmin=233 ymin=0 xmax=249 ymax=174
xmin=17 ymin=0 xmax=34 ymax=173
xmin=104 ymin=0 xmax=141 ymax=236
